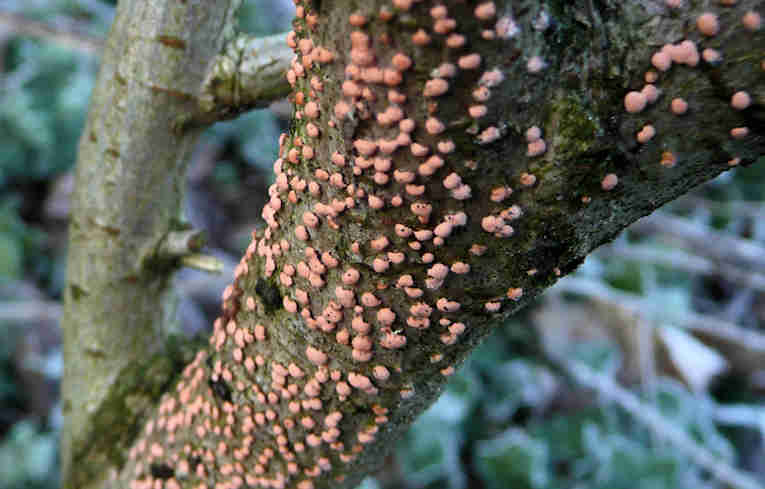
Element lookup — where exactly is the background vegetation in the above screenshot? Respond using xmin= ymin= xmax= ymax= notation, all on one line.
xmin=1 ymin=0 xmax=764 ymax=488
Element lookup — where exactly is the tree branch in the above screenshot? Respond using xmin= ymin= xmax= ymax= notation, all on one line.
xmin=180 ymin=254 xmax=226 ymax=274
xmin=196 ymin=32 xmax=293 ymax=124
xmin=0 ymin=300 xmax=62 ymax=323
xmin=630 ymin=212 xmax=765 ymax=272
xmin=553 ymin=277 xmax=765 ymax=355
xmin=60 ymin=0 xmax=241 ymax=487
xmin=0 ymin=11 xmax=103 ymax=55
xmin=598 ymin=243 xmax=765 ymax=292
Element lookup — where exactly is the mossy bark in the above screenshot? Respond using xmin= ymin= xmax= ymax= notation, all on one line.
xmin=64 ymin=0 xmax=763 ymax=488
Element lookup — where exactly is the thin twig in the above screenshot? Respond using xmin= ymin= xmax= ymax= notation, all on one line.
xmin=553 ymin=277 xmax=765 ymax=352
xmin=180 ymin=254 xmax=224 ymax=274
xmin=176 ymin=250 xmax=237 ymax=300
xmin=0 ymin=11 xmax=102 ymax=54
xmin=671 ymin=195 xmax=765 ymax=220
xmin=711 ymin=403 xmax=765 ymax=432
xmin=597 ymin=244 xmax=765 ymax=292
xmin=0 ymin=300 xmax=62 ymax=323
xmin=630 ymin=212 xmax=765 ymax=271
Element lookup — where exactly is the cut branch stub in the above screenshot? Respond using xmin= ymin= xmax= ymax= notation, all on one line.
xmin=159 ymin=230 xmax=208 ymax=258
xmin=119 ymin=1 xmax=763 ymax=488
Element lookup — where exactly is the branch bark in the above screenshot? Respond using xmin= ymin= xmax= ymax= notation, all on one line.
xmin=60 ymin=0 xmax=240 ymax=487
xmin=196 ymin=32 xmax=293 ymax=124
xmin=63 ymin=0 xmax=764 ymax=488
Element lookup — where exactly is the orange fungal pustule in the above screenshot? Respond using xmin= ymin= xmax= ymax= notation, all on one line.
xmin=624 ymin=91 xmax=647 ymax=113
xmin=697 ymin=13 xmax=720 ymax=36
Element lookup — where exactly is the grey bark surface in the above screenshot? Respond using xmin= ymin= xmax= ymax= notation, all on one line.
xmin=197 ymin=32 xmax=294 ymax=123
xmin=61 ymin=0 xmax=239 ymax=487
xmin=62 ymin=0 xmax=764 ymax=488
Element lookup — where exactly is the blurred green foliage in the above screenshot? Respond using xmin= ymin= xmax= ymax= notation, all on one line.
xmin=209 ymin=109 xmax=282 ymax=175
xmin=0 ymin=41 xmax=94 ymax=185
xmin=0 ymin=420 xmax=58 ymax=489
xmin=383 ymin=330 xmax=739 ymax=489
xmin=0 ymin=199 xmax=47 ymax=283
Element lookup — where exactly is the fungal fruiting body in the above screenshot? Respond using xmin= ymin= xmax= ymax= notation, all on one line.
xmin=621 ymin=2 xmax=757 ymax=171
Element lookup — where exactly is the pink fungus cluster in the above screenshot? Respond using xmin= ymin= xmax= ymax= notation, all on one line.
xmin=525 ymin=126 xmax=547 ymax=157
xmin=622 ymin=3 xmax=755 ymax=167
